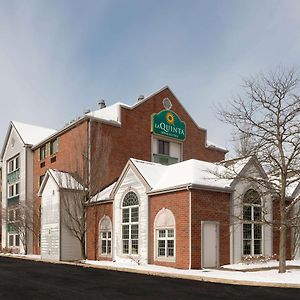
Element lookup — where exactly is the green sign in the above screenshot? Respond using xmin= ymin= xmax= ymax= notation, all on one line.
xmin=151 ymin=110 xmax=186 ymax=141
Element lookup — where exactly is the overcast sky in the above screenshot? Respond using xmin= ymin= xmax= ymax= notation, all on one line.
xmin=0 ymin=0 xmax=300 ymax=155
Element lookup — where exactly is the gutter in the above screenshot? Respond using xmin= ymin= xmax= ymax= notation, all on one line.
xmin=32 ymin=116 xmax=121 ymax=150
xmin=148 ymin=183 xmax=233 ymax=196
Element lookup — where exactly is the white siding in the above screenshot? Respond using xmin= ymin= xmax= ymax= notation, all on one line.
xmin=230 ymin=164 xmax=272 ymax=263
xmin=1 ymin=127 xmax=26 ymax=252
xmin=41 ymin=176 xmax=60 ymax=260
xmin=60 ymin=191 xmax=82 ymax=261
xmin=113 ymin=169 xmax=148 ymax=264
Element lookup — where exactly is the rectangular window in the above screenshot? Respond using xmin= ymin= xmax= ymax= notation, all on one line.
xmin=157 ymin=229 xmax=175 ymax=258
xmin=7 ymin=155 xmax=20 ymax=173
xmin=40 ymin=146 xmax=46 ymax=160
xmin=50 ymin=139 xmax=58 ymax=155
xmin=100 ymin=231 xmax=112 ymax=255
xmin=8 ymin=183 xmax=19 ymax=198
xmin=9 ymin=235 xmax=14 ymax=247
xmin=158 ymin=140 xmax=170 ymax=155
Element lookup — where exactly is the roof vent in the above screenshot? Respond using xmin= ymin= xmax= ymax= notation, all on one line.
xmin=98 ymin=99 xmax=106 ymax=109
xmin=137 ymin=95 xmax=144 ymax=102
xmin=84 ymin=109 xmax=91 ymax=114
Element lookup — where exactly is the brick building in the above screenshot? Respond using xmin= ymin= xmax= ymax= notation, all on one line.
xmin=33 ymin=86 xmax=226 ymax=255
xmin=87 ymin=156 xmax=277 ymax=269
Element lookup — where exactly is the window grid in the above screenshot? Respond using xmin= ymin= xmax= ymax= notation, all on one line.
xmin=157 ymin=229 xmax=175 ymax=258
xmin=122 ymin=192 xmax=139 ymax=255
xmin=101 ymin=231 xmax=112 ymax=255
xmin=242 ymin=190 xmax=262 ymax=256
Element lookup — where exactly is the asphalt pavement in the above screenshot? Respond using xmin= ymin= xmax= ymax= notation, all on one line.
xmin=0 ymin=256 xmax=298 ymax=300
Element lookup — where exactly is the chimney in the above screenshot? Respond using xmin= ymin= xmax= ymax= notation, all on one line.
xmin=137 ymin=95 xmax=144 ymax=102
xmin=98 ymin=99 xmax=106 ymax=109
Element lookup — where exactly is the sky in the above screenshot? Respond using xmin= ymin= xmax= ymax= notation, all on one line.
xmin=0 ymin=0 xmax=300 ymax=156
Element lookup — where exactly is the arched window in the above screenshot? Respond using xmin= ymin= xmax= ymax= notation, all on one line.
xmin=99 ymin=216 xmax=112 ymax=256
xmin=122 ymin=192 xmax=139 ymax=255
xmin=242 ymin=189 xmax=262 ymax=256
xmin=154 ymin=208 xmax=175 ymax=260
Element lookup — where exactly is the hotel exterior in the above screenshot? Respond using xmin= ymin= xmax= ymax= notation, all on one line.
xmin=1 ymin=86 xmax=299 ymax=268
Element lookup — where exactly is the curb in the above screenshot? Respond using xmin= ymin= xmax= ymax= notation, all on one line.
xmin=1 ymin=254 xmax=300 ymax=289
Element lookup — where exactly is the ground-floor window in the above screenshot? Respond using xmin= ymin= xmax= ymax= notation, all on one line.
xmin=157 ymin=229 xmax=175 ymax=257
xmin=8 ymin=233 xmax=20 ymax=247
xmin=99 ymin=215 xmax=112 ymax=256
xmin=154 ymin=208 xmax=176 ymax=261
xmin=101 ymin=231 xmax=112 ymax=255
xmin=242 ymin=189 xmax=263 ymax=256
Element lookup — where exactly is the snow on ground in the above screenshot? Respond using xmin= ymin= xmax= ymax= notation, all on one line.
xmin=84 ymin=259 xmax=300 ymax=285
xmin=1 ymin=253 xmax=41 ymax=260
xmin=222 ymin=260 xmax=300 ymax=270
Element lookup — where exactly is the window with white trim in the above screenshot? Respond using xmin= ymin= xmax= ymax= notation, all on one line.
xmin=7 ymin=155 xmax=19 ymax=174
xmin=154 ymin=208 xmax=176 ymax=260
xmin=8 ymin=182 xmax=19 ymax=198
xmin=242 ymin=189 xmax=262 ymax=256
xmin=8 ymin=233 xmax=20 ymax=247
xmin=122 ymin=191 xmax=139 ymax=255
xmin=99 ymin=216 xmax=112 ymax=256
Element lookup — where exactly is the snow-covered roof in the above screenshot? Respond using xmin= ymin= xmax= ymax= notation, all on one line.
xmin=38 ymin=169 xmax=84 ymax=196
xmin=12 ymin=121 xmax=56 ymax=145
xmin=90 ymin=182 xmax=116 ymax=202
xmin=131 ymin=158 xmax=234 ymax=193
xmin=86 ymin=102 xmax=130 ymax=124
xmin=206 ymin=140 xmax=227 ymax=152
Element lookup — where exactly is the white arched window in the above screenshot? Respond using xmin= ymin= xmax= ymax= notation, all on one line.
xmin=242 ymin=189 xmax=262 ymax=256
xmin=154 ymin=208 xmax=175 ymax=260
xmin=122 ymin=191 xmax=139 ymax=255
xmin=99 ymin=216 xmax=112 ymax=256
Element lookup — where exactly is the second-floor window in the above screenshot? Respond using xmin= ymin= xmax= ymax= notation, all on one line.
xmin=158 ymin=140 xmax=170 ymax=155
xmin=50 ymin=139 xmax=58 ymax=155
xmin=8 ymin=155 xmax=19 ymax=174
xmin=40 ymin=146 xmax=46 ymax=160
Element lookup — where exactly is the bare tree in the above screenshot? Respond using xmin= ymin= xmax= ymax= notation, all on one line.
xmin=218 ymin=67 xmax=300 ymax=273
xmin=55 ymin=121 xmax=111 ymax=259
xmin=3 ymin=198 xmax=38 ymax=254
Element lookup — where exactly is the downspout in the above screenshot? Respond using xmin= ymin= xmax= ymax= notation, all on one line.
xmin=24 ymin=145 xmax=27 ymax=254
xmin=87 ymin=119 xmax=91 ymax=260
xmin=187 ymin=184 xmax=192 ymax=270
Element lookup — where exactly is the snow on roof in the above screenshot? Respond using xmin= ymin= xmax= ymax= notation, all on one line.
xmin=86 ymin=102 xmax=131 ymax=124
xmin=131 ymin=158 xmax=234 ymax=193
xmin=48 ymin=169 xmax=83 ymax=190
xmin=206 ymin=140 xmax=227 ymax=152
xmin=90 ymin=182 xmax=116 ymax=202
xmin=12 ymin=121 xmax=56 ymax=145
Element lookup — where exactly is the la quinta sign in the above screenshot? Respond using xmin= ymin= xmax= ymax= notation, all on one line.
xmin=151 ymin=109 xmax=186 ymax=141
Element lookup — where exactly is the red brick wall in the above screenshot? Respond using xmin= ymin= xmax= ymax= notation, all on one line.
xmin=33 ymin=87 xmax=226 ymax=255
xmin=191 ymin=190 xmax=231 ymax=269
xmin=33 ymin=121 xmax=89 ymax=254
xmin=86 ymin=202 xmax=113 ymax=260
xmin=272 ymin=200 xmax=292 ymax=260
xmin=89 ymin=87 xmax=226 ymax=193
xmin=149 ymin=190 xmax=190 ymax=269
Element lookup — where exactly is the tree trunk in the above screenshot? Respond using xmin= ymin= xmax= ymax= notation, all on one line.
xmin=278 ymin=225 xmax=287 ymax=273
xmin=81 ymin=238 xmax=86 ymax=260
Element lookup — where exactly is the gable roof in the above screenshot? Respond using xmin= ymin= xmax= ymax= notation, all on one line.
xmin=31 ymin=86 xmax=227 ymax=152
xmin=1 ymin=121 xmax=56 ymax=160
xmin=38 ymin=169 xmax=83 ymax=196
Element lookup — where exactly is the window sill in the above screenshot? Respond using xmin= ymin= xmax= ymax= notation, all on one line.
xmin=155 ymin=257 xmax=176 ymax=263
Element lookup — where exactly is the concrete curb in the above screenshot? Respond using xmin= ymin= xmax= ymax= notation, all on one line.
xmin=1 ymin=254 xmax=300 ymax=289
